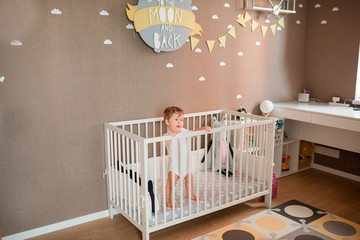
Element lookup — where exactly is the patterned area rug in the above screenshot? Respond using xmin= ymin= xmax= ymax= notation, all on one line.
xmin=192 ymin=200 xmax=360 ymax=240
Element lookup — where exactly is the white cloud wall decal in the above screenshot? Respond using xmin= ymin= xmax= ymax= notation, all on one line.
xmin=51 ymin=8 xmax=62 ymax=15
xmin=100 ymin=10 xmax=109 ymax=16
xmin=10 ymin=40 xmax=22 ymax=46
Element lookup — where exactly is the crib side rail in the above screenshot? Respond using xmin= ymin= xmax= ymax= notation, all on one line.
xmin=106 ymin=109 xmax=271 ymax=140
xmin=104 ymin=123 xmax=145 ymax=230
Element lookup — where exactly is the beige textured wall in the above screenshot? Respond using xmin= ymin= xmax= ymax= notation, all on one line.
xmin=0 ymin=0 xmax=311 ymax=236
xmin=304 ymin=0 xmax=360 ymax=102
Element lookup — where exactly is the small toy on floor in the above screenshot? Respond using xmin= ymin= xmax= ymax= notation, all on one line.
xmin=282 ymin=154 xmax=290 ymax=171
xmin=259 ymin=172 xmax=277 ymax=202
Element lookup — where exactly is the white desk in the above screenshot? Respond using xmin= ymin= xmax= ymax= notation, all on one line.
xmin=272 ymin=102 xmax=360 ymax=153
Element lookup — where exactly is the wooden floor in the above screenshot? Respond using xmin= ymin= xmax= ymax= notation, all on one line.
xmin=31 ymin=169 xmax=360 ymax=240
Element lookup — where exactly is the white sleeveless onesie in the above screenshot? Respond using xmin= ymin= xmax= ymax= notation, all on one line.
xmin=165 ymin=128 xmax=191 ymax=178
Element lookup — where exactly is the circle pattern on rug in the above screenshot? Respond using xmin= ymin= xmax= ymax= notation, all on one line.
xmin=323 ymin=221 xmax=357 ymax=236
xmin=295 ymin=234 xmax=324 ymax=240
xmin=284 ymin=205 xmax=314 ymax=218
xmin=222 ymin=230 xmax=255 ymax=240
xmin=256 ymin=216 xmax=287 ymax=231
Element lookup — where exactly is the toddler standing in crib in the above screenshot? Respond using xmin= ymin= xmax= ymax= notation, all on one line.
xmin=163 ymin=106 xmax=211 ymax=208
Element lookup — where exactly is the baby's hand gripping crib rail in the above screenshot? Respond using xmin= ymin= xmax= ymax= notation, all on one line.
xmin=104 ymin=109 xmax=275 ymax=240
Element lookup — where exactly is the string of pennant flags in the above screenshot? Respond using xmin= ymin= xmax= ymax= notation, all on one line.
xmin=190 ymin=10 xmax=286 ymax=53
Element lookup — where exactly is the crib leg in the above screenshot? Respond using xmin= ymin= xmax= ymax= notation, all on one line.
xmin=142 ymin=231 xmax=149 ymax=240
xmin=108 ymin=205 xmax=114 ymax=219
xmin=264 ymin=194 xmax=272 ymax=208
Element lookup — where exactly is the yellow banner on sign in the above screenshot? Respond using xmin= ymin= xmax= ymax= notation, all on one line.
xmin=132 ymin=6 xmax=196 ymax=32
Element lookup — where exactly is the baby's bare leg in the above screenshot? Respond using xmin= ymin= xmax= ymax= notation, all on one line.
xmin=166 ymin=171 xmax=179 ymax=208
xmin=185 ymin=173 xmax=199 ymax=201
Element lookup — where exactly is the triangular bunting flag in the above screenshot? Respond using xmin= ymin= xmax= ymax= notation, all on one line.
xmin=227 ymin=26 xmax=236 ymax=38
xmin=190 ymin=36 xmax=200 ymax=51
xmin=237 ymin=11 xmax=252 ymax=27
xmin=261 ymin=26 xmax=268 ymax=37
xmin=243 ymin=10 xmax=252 ymax=23
xmin=190 ymin=22 xmax=203 ymax=37
xmin=218 ymin=35 xmax=227 ymax=48
xmin=270 ymin=24 xmax=277 ymax=36
xmin=251 ymin=20 xmax=259 ymax=32
xmin=278 ymin=17 xmax=285 ymax=29
xmin=206 ymin=40 xmax=215 ymax=53
xmin=237 ymin=16 xmax=247 ymax=27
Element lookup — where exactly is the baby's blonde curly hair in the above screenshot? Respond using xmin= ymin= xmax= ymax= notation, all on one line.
xmin=163 ymin=106 xmax=184 ymax=121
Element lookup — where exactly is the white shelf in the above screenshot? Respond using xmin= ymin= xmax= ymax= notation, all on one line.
xmin=273 ymin=118 xmax=312 ymax=179
xmin=283 ymin=138 xmax=298 ymax=145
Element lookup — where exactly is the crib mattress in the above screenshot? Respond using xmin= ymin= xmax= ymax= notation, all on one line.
xmin=148 ymin=169 xmax=266 ymax=226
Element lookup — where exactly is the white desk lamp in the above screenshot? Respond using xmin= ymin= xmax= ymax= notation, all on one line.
xmin=260 ymin=100 xmax=274 ymax=117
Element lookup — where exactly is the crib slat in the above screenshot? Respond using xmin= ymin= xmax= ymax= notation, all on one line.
xmin=187 ymin=136 xmax=191 ymax=214
xmin=251 ymin=126 xmax=256 ymax=195
xmin=171 ymin=167 xmax=175 ymax=220
xmin=198 ymin=115 xmax=201 ymax=130
xmin=245 ymin=123 xmax=249 ymax=198
xmin=122 ymin=135 xmax=128 ymax=214
xmin=136 ymin=141 xmax=141 ymax=224
xmin=146 ymin=122 xmax=148 ymax=139
xmin=180 ymin=140 xmax=184 ymax=217
xmin=235 ymin=115 xmax=240 ymax=200
xmin=231 ymin=127 xmax=236 ymax=201
xmin=121 ymin=135 xmax=127 ymax=213
xmin=196 ymin=135 xmax=200 ymax=213
xmin=162 ymin=140 xmax=167 ymax=224
xmin=211 ymin=132 xmax=215 ymax=208
xmin=153 ymin=141 xmax=158 ymax=226
xmin=256 ymin=125 xmax=261 ymax=193
xmin=253 ymin=125 xmax=258 ymax=194
xmin=204 ymin=132 xmax=208 ymax=210
xmin=126 ymin=137 xmax=132 ymax=217
xmin=131 ymin=138 xmax=136 ymax=220
xmin=160 ymin=120 xmax=163 ymax=136
xmin=218 ymin=129 xmax=222 ymax=206
xmin=239 ymin=127 xmax=244 ymax=199
xmin=117 ymin=134 xmax=124 ymax=210
xmin=225 ymin=129 xmax=229 ymax=204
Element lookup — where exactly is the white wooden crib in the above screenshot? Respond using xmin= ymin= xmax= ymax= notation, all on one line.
xmin=104 ymin=109 xmax=275 ymax=240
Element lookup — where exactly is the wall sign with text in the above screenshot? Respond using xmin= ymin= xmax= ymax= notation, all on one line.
xmin=126 ymin=0 xmax=201 ymax=53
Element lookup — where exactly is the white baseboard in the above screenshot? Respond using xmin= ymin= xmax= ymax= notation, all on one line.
xmin=3 ymin=210 xmax=112 ymax=240
xmin=313 ymin=163 xmax=360 ymax=182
